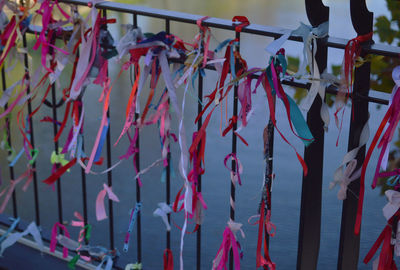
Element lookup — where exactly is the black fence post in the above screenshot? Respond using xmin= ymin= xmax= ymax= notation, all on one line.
xmin=337 ymin=1 xmax=373 ymax=269
xmin=297 ymin=1 xmax=329 ymax=269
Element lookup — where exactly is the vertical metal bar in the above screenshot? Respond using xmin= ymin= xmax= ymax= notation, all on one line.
xmin=228 ymin=30 xmax=240 ymax=270
xmin=20 ymin=0 xmax=40 ymax=225
xmin=264 ymin=116 xmax=275 ymax=247
xmin=51 ymin=82 xmax=63 ymax=225
xmin=337 ymin=1 xmax=373 ymax=269
xmin=196 ymin=53 xmax=203 ymax=270
xmin=79 ymin=101 xmax=88 ymax=240
xmin=1 ymin=68 xmax=17 ymax=218
xmin=132 ymin=13 xmax=142 ymax=264
xmin=47 ymin=32 xmax=64 ymax=225
xmin=165 ymin=18 xmax=172 ymax=251
xmin=297 ymin=1 xmax=329 ymax=269
xmin=102 ymin=9 xmax=115 ymax=250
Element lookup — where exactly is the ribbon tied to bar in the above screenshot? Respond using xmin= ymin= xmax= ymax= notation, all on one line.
xmin=96 ymin=183 xmax=120 ymax=221
xmin=330 ymin=159 xmax=361 ymax=200
xmin=153 ymin=202 xmax=172 ymax=231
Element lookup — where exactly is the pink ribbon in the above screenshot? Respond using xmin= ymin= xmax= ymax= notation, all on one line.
xmin=96 ymin=183 xmax=120 ymax=221
xmin=224 ymin=153 xmax=243 ymax=186
xmin=71 ymin=212 xmax=91 ymax=261
xmin=212 ymin=221 xmax=244 ymax=270
xmin=0 ymin=167 xmax=33 ymax=213
xmin=50 ymin=222 xmax=70 ymax=258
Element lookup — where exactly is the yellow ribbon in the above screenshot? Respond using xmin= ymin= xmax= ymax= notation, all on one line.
xmin=125 ymin=263 xmax=142 ymax=270
xmin=354 ymin=55 xmax=384 ymax=68
xmin=50 ymin=148 xmax=69 ymax=167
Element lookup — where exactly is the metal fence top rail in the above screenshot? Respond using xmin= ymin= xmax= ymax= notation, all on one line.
xmin=58 ymin=0 xmax=400 ymax=57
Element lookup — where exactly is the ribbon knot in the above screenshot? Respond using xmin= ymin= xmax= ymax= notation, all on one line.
xmin=153 ymin=202 xmax=172 ymax=231
xmin=96 ymin=184 xmax=120 ymax=221
xmin=50 ymin=149 xmax=69 ymax=166
xmin=232 ymin=16 xmax=249 ymax=33
xmin=330 ymin=159 xmax=361 ymax=200
xmin=383 ymin=190 xmax=400 ymax=221
xmin=227 ymin=220 xmax=245 ymax=239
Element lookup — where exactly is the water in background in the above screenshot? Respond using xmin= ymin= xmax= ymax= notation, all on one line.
xmin=0 ymin=0 xmax=395 ymax=269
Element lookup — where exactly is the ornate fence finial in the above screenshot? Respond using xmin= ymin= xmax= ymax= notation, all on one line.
xmin=305 ymin=0 xmax=329 ymax=27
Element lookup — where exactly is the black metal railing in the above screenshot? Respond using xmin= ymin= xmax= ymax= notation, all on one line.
xmin=1 ymin=0 xmax=400 ymax=269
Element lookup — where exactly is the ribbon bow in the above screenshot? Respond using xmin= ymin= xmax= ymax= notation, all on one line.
xmin=224 ymin=153 xmax=243 ymax=186
xmin=153 ymin=202 xmax=172 ymax=231
xmin=51 ymin=149 xmax=69 ymax=166
xmin=125 ymin=263 xmax=142 ymax=270
xmin=332 ymin=120 xmax=368 ymax=201
xmin=383 ymin=190 xmax=400 ymax=221
xmin=0 ymin=167 xmax=34 ymax=213
xmin=96 ymin=184 xmax=120 ymax=221
xmin=330 ymin=159 xmax=361 ymax=200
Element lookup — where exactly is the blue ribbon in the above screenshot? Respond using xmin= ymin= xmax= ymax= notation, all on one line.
xmin=0 ymin=217 xmax=20 ymax=243
xmin=93 ymin=118 xmax=109 ymax=162
xmin=123 ymin=202 xmax=142 ymax=252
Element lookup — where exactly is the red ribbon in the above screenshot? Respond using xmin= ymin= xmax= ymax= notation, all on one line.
xmin=163 ymin=249 xmax=173 ymax=270
xmin=42 ymin=158 xmax=77 ymax=185
xmin=355 ymin=87 xmax=400 ymax=235
xmin=256 ymin=201 xmax=276 ymax=270
xmin=232 ymin=16 xmax=250 ymax=33
xmin=364 ymin=215 xmax=398 ymax=270
xmin=343 ymin=32 xmax=373 ymax=95
xmin=335 ymin=32 xmax=373 ymax=144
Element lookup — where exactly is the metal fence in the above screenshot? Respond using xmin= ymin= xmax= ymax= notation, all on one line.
xmin=1 ymin=0 xmax=400 ymax=269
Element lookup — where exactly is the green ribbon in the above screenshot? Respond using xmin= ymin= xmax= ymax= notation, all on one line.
xmin=68 ymin=254 xmax=80 ymax=269
xmin=50 ymin=148 xmax=69 ymax=166
xmin=28 ymin=149 xmax=39 ymax=165
xmin=1 ymin=129 xmax=16 ymax=162
xmin=84 ymin=224 xmax=92 ymax=242
xmin=266 ymin=54 xmax=314 ymax=147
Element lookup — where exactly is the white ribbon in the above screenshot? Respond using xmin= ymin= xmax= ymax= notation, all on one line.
xmin=383 ymin=190 xmax=400 ymax=221
xmin=69 ymin=0 xmax=102 ymax=100
xmin=153 ymin=202 xmax=172 ymax=231
xmin=0 ymin=222 xmax=43 ymax=256
xmin=57 ymin=234 xmax=80 ymax=250
xmin=330 ymin=159 xmax=361 ymax=200
xmin=266 ymin=22 xmax=330 ymax=129
xmin=96 ymin=255 xmax=113 ymax=270
xmin=116 ymin=25 xmax=144 ymax=60
xmin=227 ymin=220 xmax=245 ymax=239
xmin=0 ymin=80 xmax=22 ymax=108
xmin=332 ymin=120 xmax=369 ymax=199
